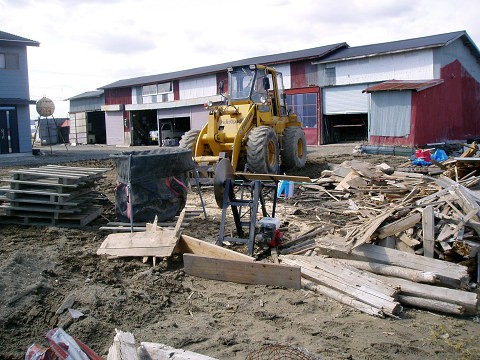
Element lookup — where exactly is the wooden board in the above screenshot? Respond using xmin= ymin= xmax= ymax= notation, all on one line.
xmin=176 ymin=234 xmax=255 ymax=262
xmin=183 ymin=253 xmax=301 ymax=289
xmin=234 ymin=172 xmax=311 ymax=183
xmin=377 ymin=213 xmax=422 ymax=239
xmin=97 ymin=229 xmax=179 ymax=258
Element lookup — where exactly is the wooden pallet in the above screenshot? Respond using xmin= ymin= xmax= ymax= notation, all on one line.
xmin=0 ymin=165 xmax=109 ymax=226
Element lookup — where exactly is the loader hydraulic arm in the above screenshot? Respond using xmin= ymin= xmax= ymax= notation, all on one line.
xmin=231 ymin=104 xmax=256 ymax=170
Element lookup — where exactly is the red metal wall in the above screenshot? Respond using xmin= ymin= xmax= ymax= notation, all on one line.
xmin=290 ymin=61 xmax=307 ymax=88
xmin=104 ymin=88 xmax=132 ymax=105
xmin=370 ymin=60 xmax=480 ymax=146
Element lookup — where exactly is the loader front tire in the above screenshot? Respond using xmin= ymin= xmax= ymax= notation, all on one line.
xmin=179 ymin=129 xmax=200 ymax=154
xmin=281 ymin=126 xmax=307 ymax=170
xmin=247 ymin=126 xmax=279 ymax=174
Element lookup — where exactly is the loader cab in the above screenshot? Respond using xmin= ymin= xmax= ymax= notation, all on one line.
xmin=228 ymin=65 xmax=270 ymax=103
xmin=227 ymin=65 xmax=288 ymax=116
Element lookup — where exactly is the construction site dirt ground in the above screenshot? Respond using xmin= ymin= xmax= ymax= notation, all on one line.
xmin=1 ymin=143 xmax=480 ymax=360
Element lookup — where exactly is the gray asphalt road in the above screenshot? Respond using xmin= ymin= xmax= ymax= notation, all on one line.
xmin=0 ymin=142 xmax=360 ymax=168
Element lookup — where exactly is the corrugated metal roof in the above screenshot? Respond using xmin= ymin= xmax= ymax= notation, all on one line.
xmin=99 ymin=43 xmax=347 ymax=89
xmin=316 ymin=31 xmax=476 ymax=64
xmin=0 ymin=98 xmax=36 ymax=105
xmin=0 ymin=30 xmax=39 ymax=47
xmin=66 ymin=90 xmax=104 ymax=101
xmin=363 ymin=79 xmax=444 ymax=93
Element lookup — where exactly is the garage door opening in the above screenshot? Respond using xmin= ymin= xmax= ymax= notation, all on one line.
xmin=323 ymin=114 xmax=367 ymax=144
xmin=131 ymin=110 xmax=157 ymax=145
xmin=154 ymin=117 xmax=191 ymax=146
xmin=87 ymin=111 xmax=106 ymax=144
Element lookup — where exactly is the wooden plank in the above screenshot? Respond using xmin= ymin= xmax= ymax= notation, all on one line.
xmin=107 ymin=330 xmax=138 ymax=360
xmin=302 ymin=279 xmax=385 ymax=318
xmin=1 ymin=178 xmax=79 ymax=188
xmin=183 ymin=253 xmax=301 ymax=289
xmin=234 ymin=172 xmax=311 ymax=183
xmin=377 ymin=213 xmax=422 ymax=239
xmin=176 ymin=234 xmax=254 ymax=262
xmin=9 ymin=169 xmax=87 ymax=180
xmin=348 ymin=208 xmax=396 ymax=248
xmin=330 ymin=258 xmax=440 ymax=284
xmin=398 ymin=233 xmax=420 ymax=247
xmin=422 ymin=206 xmax=435 ymax=258
xmin=140 ymin=342 xmax=218 ymax=360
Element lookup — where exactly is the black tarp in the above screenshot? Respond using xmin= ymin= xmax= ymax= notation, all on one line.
xmin=111 ymin=148 xmax=195 ymax=222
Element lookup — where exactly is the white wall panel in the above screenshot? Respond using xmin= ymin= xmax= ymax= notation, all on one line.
xmin=105 ymin=111 xmax=124 ymax=145
xmin=333 ymin=49 xmax=435 ymax=85
xmin=273 ymin=63 xmax=291 ymax=89
xmin=369 ymin=92 xmax=411 ymax=136
xmin=323 ymin=84 xmax=370 ymax=114
xmin=179 ymin=75 xmax=217 ymax=100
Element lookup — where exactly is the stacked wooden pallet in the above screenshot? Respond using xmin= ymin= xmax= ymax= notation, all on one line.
xmin=0 ymin=165 xmax=109 ymax=226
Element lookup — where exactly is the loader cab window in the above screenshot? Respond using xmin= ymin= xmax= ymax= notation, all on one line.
xmin=251 ymin=70 xmax=269 ymax=103
xmin=276 ymin=72 xmax=288 ymax=116
xmin=230 ymin=66 xmax=256 ymax=100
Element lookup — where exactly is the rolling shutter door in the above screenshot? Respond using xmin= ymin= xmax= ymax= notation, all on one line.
xmin=323 ymin=84 xmax=369 ymax=114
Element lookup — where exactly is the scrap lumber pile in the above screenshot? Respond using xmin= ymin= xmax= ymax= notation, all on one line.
xmin=275 ymin=154 xmax=480 ymax=316
xmin=0 ymin=165 xmax=108 ymax=226
xmin=281 ymin=159 xmax=480 ymax=266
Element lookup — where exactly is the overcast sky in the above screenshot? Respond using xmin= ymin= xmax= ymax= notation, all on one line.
xmin=1 ymin=0 xmax=479 ymax=118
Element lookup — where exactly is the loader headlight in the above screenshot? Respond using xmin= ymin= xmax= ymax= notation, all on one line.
xmin=204 ymin=101 xmax=213 ymax=108
xmin=260 ymin=96 xmax=267 ymax=104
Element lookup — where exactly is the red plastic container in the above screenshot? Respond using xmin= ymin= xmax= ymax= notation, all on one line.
xmin=415 ymin=149 xmax=431 ymax=161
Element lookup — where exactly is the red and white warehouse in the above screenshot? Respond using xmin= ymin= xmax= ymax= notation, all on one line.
xmin=67 ymin=30 xmax=480 ymax=149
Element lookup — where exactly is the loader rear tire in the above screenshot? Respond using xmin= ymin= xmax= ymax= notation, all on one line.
xmin=281 ymin=126 xmax=307 ymax=170
xmin=179 ymin=129 xmax=200 ymax=154
xmin=247 ymin=126 xmax=279 ymax=174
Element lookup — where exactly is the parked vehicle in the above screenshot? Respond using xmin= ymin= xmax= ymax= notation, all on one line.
xmin=150 ymin=120 xmax=184 ymax=146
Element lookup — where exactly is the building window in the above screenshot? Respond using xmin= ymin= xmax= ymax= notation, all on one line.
xmin=325 ymin=67 xmax=336 ymax=86
xmin=142 ymin=82 xmax=172 ymax=97
xmin=157 ymin=82 xmax=172 ymax=94
xmin=286 ymin=93 xmax=318 ymax=128
xmin=142 ymin=84 xmax=157 ymax=96
xmin=0 ymin=53 xmax=19 ymax=70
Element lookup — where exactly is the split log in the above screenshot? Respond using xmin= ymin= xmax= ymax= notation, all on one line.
xmin=398 ymin=295 xmax=464 ymax=315
xmin=302 ymin=279 xmax=385 ymax=318
xmin=372 ymin=274 xmax=478 ymax=315
xmin=327 ymin=258 xmax=440 ymax=284
xmin=315 ymin=239 xmax=470 ymax=288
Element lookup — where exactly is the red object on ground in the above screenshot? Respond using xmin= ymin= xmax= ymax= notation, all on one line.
xmin=25 ymin=344 xmax=56 ymax=360
xmin=415 ymin=149 xmax=431 ymax=161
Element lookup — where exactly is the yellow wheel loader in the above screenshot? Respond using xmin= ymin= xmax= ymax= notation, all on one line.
xmin=179 ymin=64 xmax=306 ymax=174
